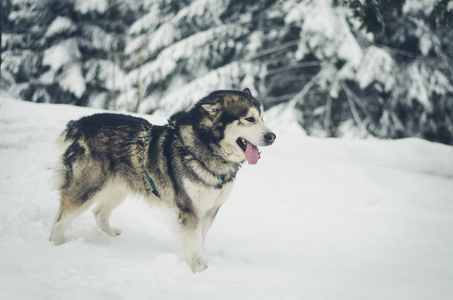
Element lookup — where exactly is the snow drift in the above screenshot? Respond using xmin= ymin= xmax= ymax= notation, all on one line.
xmin=0 ymin=95 xmax=452 ymax=300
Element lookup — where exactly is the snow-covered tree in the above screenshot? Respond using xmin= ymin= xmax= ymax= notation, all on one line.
xmin=1 ymin=0 xmax=452 ymax=144
xmin=266 ymin=0 xmax=453 ymax=143
xmin=1 ymin=0 xmax=138 ymax=107
xmin=120 ymin=0 xmax=270 ymax=114
xmin=2 ymin=0 xmax=50 ymax=102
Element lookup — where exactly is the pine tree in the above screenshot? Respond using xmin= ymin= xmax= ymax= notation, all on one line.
xmin=1 ymin=0 xmax=51 ymax=102
xmin=1 ymin=0 xmax=452 ymax=144
xmin=1 ymin=0 xmax=138 ymax=107
xmin=122 ymin=0 xmax=271 ymax=114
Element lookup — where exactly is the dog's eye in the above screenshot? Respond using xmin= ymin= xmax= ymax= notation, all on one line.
xmin=245 ymin=117 xmax=255 ymax=123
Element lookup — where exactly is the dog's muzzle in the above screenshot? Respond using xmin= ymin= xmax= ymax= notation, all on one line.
xmin=264 ymin=132 xmax=276 ymax=145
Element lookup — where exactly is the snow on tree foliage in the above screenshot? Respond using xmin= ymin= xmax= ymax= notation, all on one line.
xmin=42 ymin=39 xmax=85 ymax=98
xmin=356 ymin=46 xmax=394 ymax=91
xmin=74 ymin=0 xmax=109 ymax=14
xmin=1 ymin=0 xmax=452 ymax=144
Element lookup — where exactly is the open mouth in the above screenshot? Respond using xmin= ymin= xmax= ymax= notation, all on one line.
xmin=236 ymin=138 xmax=261 ymax=165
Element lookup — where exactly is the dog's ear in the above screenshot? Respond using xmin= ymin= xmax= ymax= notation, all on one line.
xmin=201 ymin=97 xmax=223 ymax=120
xmin=201 ymin=104 xmax=217 ymax=119
xmin=242 ymin=88 xmax=252 ymax=96
xmin=201 ymin=104 xmax=222 ymax=120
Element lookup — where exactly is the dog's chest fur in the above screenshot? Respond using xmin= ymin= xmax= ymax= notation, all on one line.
xmin=182 ymin=178 xmax=234 ymax=216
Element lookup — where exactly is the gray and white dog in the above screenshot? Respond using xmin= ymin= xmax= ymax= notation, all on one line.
xmin=50 ymin=88 xmax=276 ymax=272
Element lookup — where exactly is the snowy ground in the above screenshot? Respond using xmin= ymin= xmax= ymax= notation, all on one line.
xmin=1 ymin=95 xmax=453 ymax=300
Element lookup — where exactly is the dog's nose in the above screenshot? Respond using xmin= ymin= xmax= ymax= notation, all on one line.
xmin=264 ymin=132 xmax=276 ymax=144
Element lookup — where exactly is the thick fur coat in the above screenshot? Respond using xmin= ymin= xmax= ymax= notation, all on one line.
xmin=50 ymin=88 xmax=276 ymax=272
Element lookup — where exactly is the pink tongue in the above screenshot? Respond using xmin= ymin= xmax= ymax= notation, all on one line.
xmin=245 ymin=141 xmax=259 ymax=165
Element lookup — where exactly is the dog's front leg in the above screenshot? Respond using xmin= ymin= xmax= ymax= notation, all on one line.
xmin=179 ymin=216 xmax=207 ymax=273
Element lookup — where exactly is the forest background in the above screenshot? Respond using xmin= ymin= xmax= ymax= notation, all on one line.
xmin=2 ymin=0 xmax=453 ymax=144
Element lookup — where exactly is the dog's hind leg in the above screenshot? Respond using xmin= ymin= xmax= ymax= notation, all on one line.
xmin=50 ymin=196 xmax=94 ymax=245
xmin=92 ymin=181 xmax=126 ymax=237
xmin=51 ymin=158 xmax=108 ymax=245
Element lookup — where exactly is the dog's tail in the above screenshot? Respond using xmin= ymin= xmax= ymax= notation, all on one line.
xmin=57 ymin=120 xmax=78 ymax=152
xmin=55 ymin=120 xmax=83 ymax=191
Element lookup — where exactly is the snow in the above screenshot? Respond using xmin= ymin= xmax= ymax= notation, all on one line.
xmin=173 ymin=0 xmax=226 ymax=27
xmin=403 ymin=0 xmax=437 ymax=15
xmin=1 ymin=94 xmax=453 ymax=300
xmin=286 ymin=0 xmax=363 ymax=66
xmin=83 ymin=25 xmax=113 ymax=53
xmin=128 ymin=8 xmax=160 ymax=37
xmin=430 ymin=70 xmax=453 ymax=95
xmin=42 ymin=39 xmax=86 ymax=98
xmin=266 ymin=99 xmax=306 ymax=137
xmin=85 ymin=59 xmax=127 ymax=92
xmin=356 ymin=46 xmax=395 ymax=91
xmin=43 ymin=39 xmax=81 ymax=72
xmin=126 ymin=23 xmax=245 ymax=89
xmin=75 ymin=0 xmax=108 ymax=14
xmin=147 ymin=22 xmax=180 ymax=55
xmin=44 ymin=16 xmax=77 ymax=39
xmin=149 ymin=61 xmax=262 ymax=116
xmin=407 ymin=64 xmax=431 ymax=109
xmin=59 ymin=64 xmax=86 ymax=99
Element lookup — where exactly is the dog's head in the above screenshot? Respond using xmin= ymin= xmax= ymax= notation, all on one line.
xmin=193 ymin=88 xmax=276 ymax=164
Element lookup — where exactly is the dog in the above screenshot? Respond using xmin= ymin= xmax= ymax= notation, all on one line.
xmin=50 ymin=88 xmax=276 ymax=272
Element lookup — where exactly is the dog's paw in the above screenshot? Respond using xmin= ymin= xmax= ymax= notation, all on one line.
xmin=102 ymin=227 xmax=121 ymax=237
xmin=190 ymin=262 xmax=208 ymax=273
xmin=50 ymin=227 xmax=66 ymax=246
xmin=188 ymin=257 xmax=208 ymax=273
xmin=50 ymin=235 xmax=65 ymax=246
